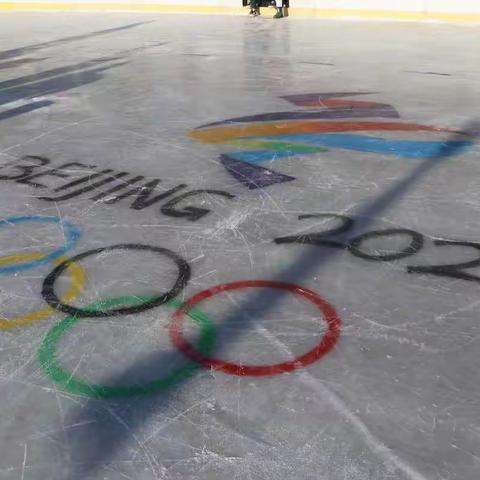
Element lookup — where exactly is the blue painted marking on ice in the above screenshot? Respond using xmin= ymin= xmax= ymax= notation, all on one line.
xmin=250 ymin=133 xmax=472 ymax=160
xmin=0 ymin=215 xmax=81 ymax=274
xmin=228 ymin=149 xmax=310 ymax=164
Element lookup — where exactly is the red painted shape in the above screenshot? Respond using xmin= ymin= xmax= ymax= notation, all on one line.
xmin=169 ymin=280 xmax=342 ymax=377
xmin=281 ymin=92 xmax=391 ymax=109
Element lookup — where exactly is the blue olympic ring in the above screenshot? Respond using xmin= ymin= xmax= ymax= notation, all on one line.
xmin=0 ymin=215 xmax=80 ymax=274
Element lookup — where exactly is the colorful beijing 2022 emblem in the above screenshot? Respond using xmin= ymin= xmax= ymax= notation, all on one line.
xmin=190 ymin=92 xmax=472 ymax=189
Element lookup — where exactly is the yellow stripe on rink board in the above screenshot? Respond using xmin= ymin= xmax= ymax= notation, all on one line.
xmin=0 ymin=3 xmax=480 ymax=24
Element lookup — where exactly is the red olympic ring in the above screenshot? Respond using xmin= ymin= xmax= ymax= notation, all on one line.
xmin=169 ymin=280 xmax=342 ymax=376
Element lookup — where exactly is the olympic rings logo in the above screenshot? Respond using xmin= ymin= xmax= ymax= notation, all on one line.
xmin=0 ymin=215 xmax=83 ymax=330
xmin=0 ymin=214 xmax=342 ymax=399
xmin=0 ymin=215 xmax=80 ymax=274
xmin=0 ymin=254 xmax=85 ymax=329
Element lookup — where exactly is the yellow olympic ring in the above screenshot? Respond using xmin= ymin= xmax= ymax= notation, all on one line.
xmin=0 ymin=253 xmax=85 ymax=330
xmin=0 ymin=254 xmax=47 ymax=266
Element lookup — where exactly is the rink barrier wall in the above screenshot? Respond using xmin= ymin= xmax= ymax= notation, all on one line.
xmin=1 ymin=2 xmax=480 ymax=23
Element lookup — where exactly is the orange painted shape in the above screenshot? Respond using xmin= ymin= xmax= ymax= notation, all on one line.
xmin=190 ymin=121 xmax=458 ymax=144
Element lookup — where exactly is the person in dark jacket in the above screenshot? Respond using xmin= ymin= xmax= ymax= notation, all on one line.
xmin=248 ymin=0 xmax=284 ymax=18
xmin=249 ymin=0 xmax=260 ymax=15
xmin=272 ymin=0 xmax=284 ymax=18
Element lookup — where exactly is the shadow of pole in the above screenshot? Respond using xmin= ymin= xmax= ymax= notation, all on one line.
xmin=56 ymin=122 xmax=479 ymax=479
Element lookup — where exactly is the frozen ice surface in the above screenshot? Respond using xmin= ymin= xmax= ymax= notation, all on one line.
xmin=0 ymin=12 xmax=479 ymax=480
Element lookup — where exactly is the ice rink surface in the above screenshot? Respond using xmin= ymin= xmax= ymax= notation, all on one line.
xmin=0 ymin=12 xmax=479 ymax=480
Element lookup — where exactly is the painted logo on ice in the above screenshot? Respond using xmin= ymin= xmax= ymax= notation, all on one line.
xmin=190 ymin=92 xmax=472 ymax=189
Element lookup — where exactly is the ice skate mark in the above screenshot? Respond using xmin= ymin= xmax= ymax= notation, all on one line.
xmin=114 ymin=41 xmax=168 ymax=57
xmin=404 ymin=70 xmax=452 ymax=77
xmin=297 ymin=61 xmax=334 ymax=66
xmin=250 ymin=315 xmax=429 ymax=480
xmin=295 ymin=371 xmax=430 ymax=480
xmin=181 ymin=53 xmax=212 ymax=57
xmin=208 ymin=403 xmax=276 ymax=447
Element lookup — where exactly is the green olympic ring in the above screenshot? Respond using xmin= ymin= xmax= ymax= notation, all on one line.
xmin=37 ymin=295 xmax=215 ymax=398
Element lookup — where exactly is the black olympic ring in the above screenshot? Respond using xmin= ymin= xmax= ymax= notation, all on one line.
xmin=42 ymin=244 xmax=191 ymax=318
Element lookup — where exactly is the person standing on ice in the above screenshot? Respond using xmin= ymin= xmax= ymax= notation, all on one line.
xmin=248 ymin=0 xmax=284 ymax=18
xmin=272 ymin=0 xmax=284 ymax=18
xmin=248 ymin=0 xmax=260 ymax=16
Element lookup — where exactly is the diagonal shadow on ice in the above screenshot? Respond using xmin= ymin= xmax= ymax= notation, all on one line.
xmin=0 ymin=59 xmax=127 ymax=107
xmin=0 ymin=42 xmax=167 ymax=123
xmin=57 ymin=122 xmax=479 ymax=480
xmin=0 ymin=57 xmax=123 ymax=93
xmin=0 ymin=21 xmax=154 ymax=61
xmin=0 ymin=59 xmax=126 ymax=125
xmin=0 ymin=100 xmax=54 ymax=122
xmin=0 ymin=57 xmax=47 ymax=71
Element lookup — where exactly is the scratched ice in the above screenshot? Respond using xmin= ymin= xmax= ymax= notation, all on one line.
xmin=0 ymin=13 xmax=479 ymax=480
